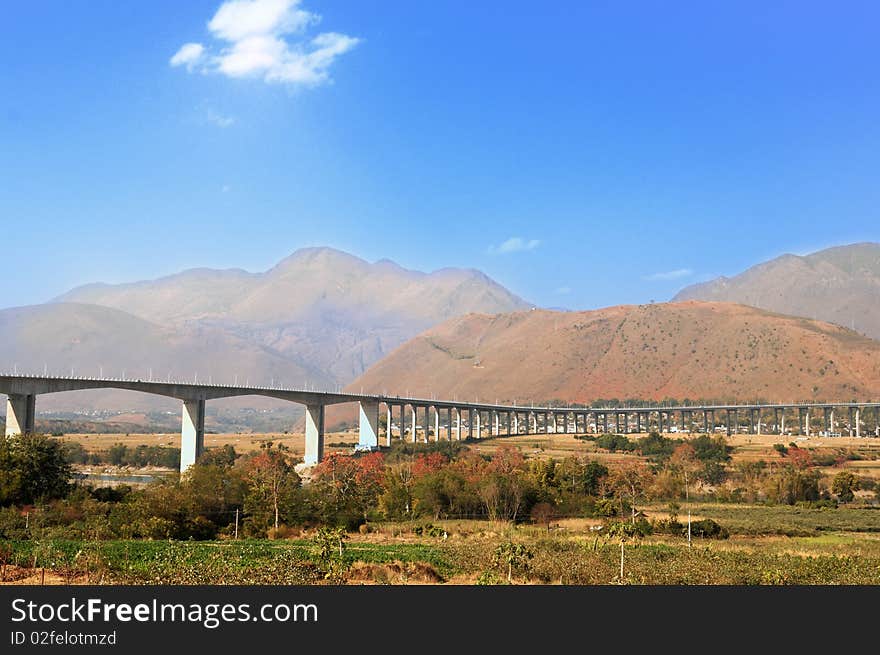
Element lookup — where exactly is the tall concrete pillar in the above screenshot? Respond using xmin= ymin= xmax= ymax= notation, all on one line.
xmin=804 ymin=409 xmax=810 ymax=436
xmin=512 ymin=412 xmax=519 ymax=435
xmin=358 ymin=400 xmax=379 ymax=448
xmin=422 ymin=406 xmax=430 ymax=443
xmin=399 ymin=405 xmax=406 ymax=440
xmin=455 ymin=408 xmax=462 ymax=440
xmin=5 ymin=393 xmax=36 ymax=436
xmin=386 ymin=404 xmax=393 ymax=446
xmin=446 ymin=407 xmax=452 ymax=440
xmin=856 ymin=408 xmax=861 ymax=437
xmin=411 ymin=405 xmax=418 ymax=443
xmin=704 ymin=410 xmax=709 ymax=434
xmin=468 ymin=409 xmax=474 ymax=439
xmin=658 ymin=411 xmax=664 ymax=434
xmin=780 ymin=409 xmax=786 ymax=435
xmin=304 ymin=403 xmax=325 ymax=466
xmin=726 ymin=409 xmax=732 ymax=437
xmin=475 ymin=409 xmax=481 ymax=439
xmin=180 ymin=398 xmax=205 ymax=472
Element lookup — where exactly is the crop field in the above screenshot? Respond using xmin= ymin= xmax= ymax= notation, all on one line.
xmin=4 ymin=517 xmax=880 ymax=585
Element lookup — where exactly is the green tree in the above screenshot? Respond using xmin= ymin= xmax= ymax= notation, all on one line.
xmin=670 ymin=443 xmax=699 ymax=547
xmin=606 ymin=461 xmax=653 ymax=524
xmin=0 ymin=433 xmax=71 ymax=506
xmin=242 ymin=442 xmax=301 ymax=533
xmin=831 ymin=471 xmax=860 ymax=503
xmin=311 ymin=526 xmax=349 ymax=583
xmin=603 ymin=519 xmax=650 ymax=583
xmin=492 ymin=541 xmax=534 ymax=583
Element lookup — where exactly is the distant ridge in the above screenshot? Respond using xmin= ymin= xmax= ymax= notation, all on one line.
xmin=343 ymin=301 xmax=880 ymax=407
xmin=674 ymin=242 xmax=880 ymax=340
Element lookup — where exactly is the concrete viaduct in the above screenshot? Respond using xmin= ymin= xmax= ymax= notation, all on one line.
xmin=2 ymin=374 xmax=880 ymax=473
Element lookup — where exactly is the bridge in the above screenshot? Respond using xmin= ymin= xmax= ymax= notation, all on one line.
xmin=2 ymin=374 xmax=879 ymax=473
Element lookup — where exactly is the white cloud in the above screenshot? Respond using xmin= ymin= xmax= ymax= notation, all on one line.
xmin=169 ymin=43 xmax=205 ymax=70
xmin=643 ymin=268 xmax=694 ymax=281
xmin=488 ymin=237 xmax=541 ymax=255
xmin=171 ymin=0 xmax=360 ymax=87
xmin=208 ymin=0 xmax=315 ymax=41
xmin=206 ymin=109 xmax=235 ymax=127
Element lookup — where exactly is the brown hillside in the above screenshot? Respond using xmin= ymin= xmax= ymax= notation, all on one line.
xmin=340 ymin=301 xmax=880 ymax=414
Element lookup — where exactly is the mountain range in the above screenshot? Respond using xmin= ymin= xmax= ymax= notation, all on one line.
xmin=343 ymin=301 xmax=880 ymax=408
xmin=4 ymin=242 xmax=880 ymax=427
xmin=1 ymin=248 xmax=528 ymax=415
xmin=674 ymin=242 xmax=880 ymax=340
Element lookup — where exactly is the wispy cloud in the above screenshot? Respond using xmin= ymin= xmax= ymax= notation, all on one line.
xmin=643 ymin=268 xmax=694 ymax=281
xmin=170 ymin=43 xmax=205 ymax=71
xmin=206 ymin=109 xmax=235 ymax=127
xmin=488 ymin=237 xmax=541 ymax=255
xmin=170 ymin=0 xmax=360 ymax=87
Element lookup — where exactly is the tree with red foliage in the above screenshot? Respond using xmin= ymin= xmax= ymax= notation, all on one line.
xmin=412 ymin=452 xmax=448 ymax=477
xmin=311 ymin=452 xmax=387 ymax=525
xmin=785 ymin=446 xmax=814 ymax=470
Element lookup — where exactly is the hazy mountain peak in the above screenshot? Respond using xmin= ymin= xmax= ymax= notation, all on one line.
xmin=268 ymin=246 xmax=370 ymax=274
xmin=674 ymin=242 xmax=880 ymax=339
xmin=49 ymin=246 xmax=531 ymax=388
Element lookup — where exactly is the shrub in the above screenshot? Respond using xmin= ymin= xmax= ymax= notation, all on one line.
xmin=688 ymin=518 xmax=729 ymax=539
xmin=595 ymin=434 xmax=636 ymax=452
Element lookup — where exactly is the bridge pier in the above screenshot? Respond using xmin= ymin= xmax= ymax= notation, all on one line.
xmin=856 ymin=408 xmax=861 ymax=437
xmin=5 ymin=393 xmax=35 ymax=436
xmin=410 ymin=405 xmax=418 ymax=443
xmin=386 ymin=404 xmax=393 ymax=446
xmin=358 ymin=400 xmax=379 ymax=449
xmin=180 ymin=398 xmax=205 ymax=472
xmin=474 ymin=409 xmax=481 ymax=438
xmin=304 ymin=404 xmax=325 ymax=465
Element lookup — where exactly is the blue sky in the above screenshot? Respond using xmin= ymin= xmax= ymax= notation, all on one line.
xmin=2 ymin=1 xmax=879 ymax=310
